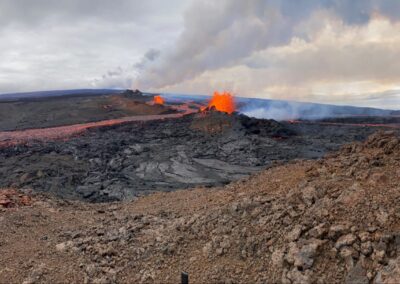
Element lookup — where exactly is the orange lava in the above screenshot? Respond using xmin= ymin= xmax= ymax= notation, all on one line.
xmin=153 ymin=95 xmax=165 ymax=105
xmin=205 ymin=91 xmax=236 ymax=114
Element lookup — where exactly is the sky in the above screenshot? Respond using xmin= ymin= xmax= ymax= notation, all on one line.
xmin=1 ymin=0 xmax=400 ymax=109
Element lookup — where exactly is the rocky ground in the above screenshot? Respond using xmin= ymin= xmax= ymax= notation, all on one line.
xmin=0 ymin=110 xmax=389 ymax=202
xmin=1 ymin=131 xmax=399 ymax=283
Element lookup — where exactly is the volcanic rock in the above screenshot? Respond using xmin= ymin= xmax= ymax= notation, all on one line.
xmin=375 ymin=257 xmax=400 ymax=284
xmin=1 ymin=131 xmax=400 ymax=283
xmin=335 ymin=234 xmax=358 ymax=249
xmin=1 ymin=111 xmax=393 ymax=202
xmin=345 ymin=261 xmax=369 ymax=284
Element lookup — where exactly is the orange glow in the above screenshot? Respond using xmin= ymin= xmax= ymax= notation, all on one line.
xmin=205 ymin=91 xmax=236 ymax=114
xmin=153 ymin=95 xmax=165 ymax=105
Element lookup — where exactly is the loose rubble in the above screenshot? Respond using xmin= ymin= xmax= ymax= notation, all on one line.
xmin=1 ymin=131 xmax=399 ymax=283
xmin=0 ymin=188 xmax=33 ymax=209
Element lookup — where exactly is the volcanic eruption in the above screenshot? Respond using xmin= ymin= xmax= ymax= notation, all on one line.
xmin=153 ymin=95 xmax=165 ymax=105
xmin=202 ymin=91 xmax=236 ymax=114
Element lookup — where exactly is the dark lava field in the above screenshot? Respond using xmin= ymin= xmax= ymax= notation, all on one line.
xmin=1 ymin=109 xmax=395 ymax=202
xmin=0 ymin=90 xmax=173 ymax=131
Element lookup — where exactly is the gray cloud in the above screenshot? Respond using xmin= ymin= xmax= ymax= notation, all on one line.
xmin=133 ymin=48 xmax=161 ymax=70
xmin=0 ymin=0 xmax=185 ymax=27
xmin=0 ymin=0 xmax=187 ymax=93
xmin=135 ymin=0 xmax=400 ymax=90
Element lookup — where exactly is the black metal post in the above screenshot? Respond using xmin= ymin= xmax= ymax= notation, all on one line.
xmin=181 ymin=272 xmax=189 ymax=284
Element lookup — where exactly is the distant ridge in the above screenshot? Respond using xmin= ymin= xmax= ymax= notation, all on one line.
xmin=0 ymin=89 xmax=398 ymax=119
xmin=0 ymin=89 xmax=123 ymax=102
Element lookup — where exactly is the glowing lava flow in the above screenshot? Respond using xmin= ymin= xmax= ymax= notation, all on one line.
xmin=0 ymin=103 xmax=197 ymax=148
xmin=203 ymin=91 xmax=236 ymax=114
xmin=153 ymin=95 xmax=165 ymax=105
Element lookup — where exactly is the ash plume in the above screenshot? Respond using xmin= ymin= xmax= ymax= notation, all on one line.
xmin=134 ymin=0 xmax=400 ymax=90
xmin=94 ymin=48 xmax=161 ymax=88
xmin=133 ymin=48 xmax=161 ymax=71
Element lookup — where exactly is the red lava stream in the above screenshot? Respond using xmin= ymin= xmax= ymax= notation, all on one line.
xmin=0 ymin=104 xmax=197 ymax=148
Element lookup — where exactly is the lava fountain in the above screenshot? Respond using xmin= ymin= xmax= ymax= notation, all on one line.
xmin=153 ymin=95 xmax=165 ymax=105
xmin=203 ymin=91 xmax=236 ymax=114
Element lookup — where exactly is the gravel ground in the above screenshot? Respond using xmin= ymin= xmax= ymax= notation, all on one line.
xmin=1 ymin=131 xmax=400 ymax=283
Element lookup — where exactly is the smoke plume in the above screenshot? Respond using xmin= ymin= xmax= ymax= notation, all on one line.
xmin=134 ymin=0 xmax=400 ymax=91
